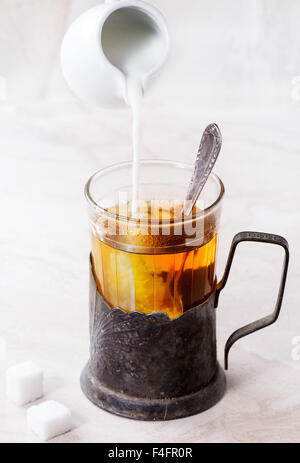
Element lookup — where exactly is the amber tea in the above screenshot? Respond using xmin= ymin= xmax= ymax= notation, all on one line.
xmin=91 ymin=199 xmax=218 ymax=319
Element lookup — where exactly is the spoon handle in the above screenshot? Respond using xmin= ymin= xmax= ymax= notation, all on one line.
xmin=183 ymin=123 xmax=222 ymax=216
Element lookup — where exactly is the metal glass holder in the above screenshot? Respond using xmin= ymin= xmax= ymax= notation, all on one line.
xmin=81 ymin=232 xmax=289 ymax=421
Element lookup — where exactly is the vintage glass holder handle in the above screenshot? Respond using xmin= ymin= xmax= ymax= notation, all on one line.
xmin=215 ymin=231 xmax=289 ymax=370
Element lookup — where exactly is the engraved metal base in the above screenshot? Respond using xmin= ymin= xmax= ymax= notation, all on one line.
xmin=80 ymin=361 xmax=226 ymax=421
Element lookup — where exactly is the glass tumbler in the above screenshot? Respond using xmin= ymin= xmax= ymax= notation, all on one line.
xmin=85 ymin=160 xmax=224 ymax=319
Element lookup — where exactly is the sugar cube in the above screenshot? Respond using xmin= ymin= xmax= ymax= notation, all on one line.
xmin=6 ymin=361 xmax=43 ymax=405
xmin=27 ymin=400 xmax=73 ymax=441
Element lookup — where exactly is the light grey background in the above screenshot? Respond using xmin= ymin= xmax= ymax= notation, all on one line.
xmin=0 ymin=0 xmax=300 ymax=443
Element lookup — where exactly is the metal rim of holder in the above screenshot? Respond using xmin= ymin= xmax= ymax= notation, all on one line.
xmin=214 ymin=231 xmax=289 ymax=370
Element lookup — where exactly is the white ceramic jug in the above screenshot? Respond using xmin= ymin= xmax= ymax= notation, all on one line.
xmin=61 ymin=0 xmax=170 ymax=108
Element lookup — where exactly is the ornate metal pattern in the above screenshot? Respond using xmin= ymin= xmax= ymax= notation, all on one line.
xmin=81 ymin=257 xmax=226 ymax=420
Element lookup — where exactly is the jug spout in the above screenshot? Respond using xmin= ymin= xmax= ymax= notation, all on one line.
xmin=61 ymin=1 xmax=169 ymax=108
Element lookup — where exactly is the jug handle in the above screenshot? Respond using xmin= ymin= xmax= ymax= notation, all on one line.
xmin=214 ymin=231 xmax=289 ymax=370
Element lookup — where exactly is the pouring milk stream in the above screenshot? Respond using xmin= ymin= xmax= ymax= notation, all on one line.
xmin=61 ymin=0 xmax=169 ymax=215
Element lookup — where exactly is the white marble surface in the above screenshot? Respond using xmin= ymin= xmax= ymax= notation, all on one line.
xmin=1 ymin=0 xmax=300 ymax=443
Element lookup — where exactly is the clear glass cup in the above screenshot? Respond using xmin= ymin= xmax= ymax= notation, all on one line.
xmin=85 ymin=160 xmax=224 ymax=319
